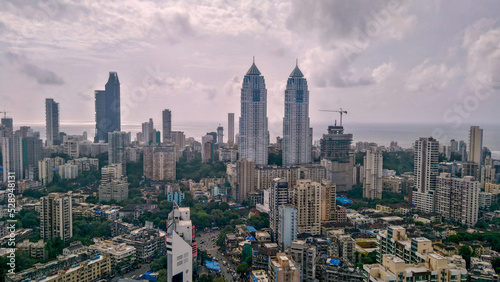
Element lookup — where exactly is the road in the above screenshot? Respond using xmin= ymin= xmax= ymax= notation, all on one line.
xmin=197 ymin=230 xmax=237 ymax=281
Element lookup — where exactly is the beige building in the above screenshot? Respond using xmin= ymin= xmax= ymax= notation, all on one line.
xmin=377 ymin=226 xmax=433 ymax=264
xmin=321 ymin=180 xmax=336 ymax=224
xmin=41 ymin=193 xmax=72 ymax=241
xmin=143 ymin=145 xmax=176 ymax=181
xmin=90 ymin=239 xmax=136 ymax=266
xmin=363 ymin=147 xmax=383 ymax=199
xmin=38 ymin=254 xmax=112 ymax=282
xmin=364 ymin=253 xmax=467 ymax=282
xmin=269 ymin=253 xmax=300 ymax=282
xmin=99 ymin=179 xmax=129 ymax=202
xmin=255 ymin=164 xmax=325 ymax=191
xmin=294 ymin=180 xmax=321 ymax=235
xmin=235 ymin=158 xmax=256 ymax=203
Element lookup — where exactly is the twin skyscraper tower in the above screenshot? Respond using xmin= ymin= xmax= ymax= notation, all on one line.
xmin=239 ymin=59 xmax=312 ymax=166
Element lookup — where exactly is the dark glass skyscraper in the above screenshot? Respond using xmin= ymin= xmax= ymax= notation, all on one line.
xmin=94 ymin=72 xmax=121 ymax=143
xmin=45 ymin=98 xmax=60 ymax=146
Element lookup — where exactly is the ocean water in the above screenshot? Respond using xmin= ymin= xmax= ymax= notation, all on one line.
xmin=19 ymin=121 xmax=500 ymax=156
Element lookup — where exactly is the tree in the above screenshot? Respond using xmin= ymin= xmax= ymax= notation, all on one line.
xmin=236 ymin=263 xmax=249 ymax=276
xmin=459 ymin=245 xmax=473 ymax=269
xmin=46 ymin=237 xmax=65 ymax=260
xmin=157 ymin=269 xmax=168 ymax=282
xmin=475 ymin=220 xmax=490 ymax=229
xmin=151 ymin=256 xmax=168 ymax=271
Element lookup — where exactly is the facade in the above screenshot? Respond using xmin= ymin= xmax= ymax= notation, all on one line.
xmin=108 ymin=131 xmax=128 ymax=175
xmin=99 ymin=179 xmax=129 ymax=202
xmin=235 ymin=158 xmax=256 ymax=203
xmin=277 ymin=204 xmax=297 ymax=251
xmin=142 ymin=118 xmax=155 ymax=145
xmin=163 ymin=109 xmax=172 ymax=143
xmin=2 ymin=133 xmax=23 ymax=180
xmin=95 ymin=72 xmax=120 ymax=143
xmin=363 ymin=147 xmax=383 ymax=199
xmin=58 ymin=163 xmax=79 ymax=179
xmin=201 ymin=134 xmax=213 ymax=163
xmin=238 ymin=60 xmax=269 ymax=165
xmin=282 ymin=63 xmax=312 ymax=165
xmin=329 ymin=233 xmax=356 ymax=265
xmin=114 ymin=228 xmax=167 ymax=262
xmin=377 ymin=226 xmax=433 ymax=264
xmin=38 ymin=157 xmax=65 ymax=185
xmin=269 ymin=253 xmax=300 ymax=282
xmin=45 ymin=98 xmax=60 ymax=146
xmin=288 ymin=240 xmax=316 ymax=282
xmin=255 ymin=164 xmax=325 ymax=191
xmin=36 ymin=254 xmax=111 ymax=282
xmin=469 ymin=126 xmax=483 ymax=165
xmin=413 ymin=137 xmax=439 ymax=212
xmin=143 ymin=145 xmax=177 ymax=181
xmin=166 ymin=204 xmax=194 ymax=282
xmin=270 ymin=178 xmax=290 ymax=241
xmin=228 ymin=113 xmax=235 ymax=144
xmin=436 ymin=173 xmax=479 ymax=227
xmin=321 ymin=180 xmax=337 ymax=224
xmin=294 ymin=180 xmax=321 ymax=235
xmin=364 ymin=253 xmax=467 ymax=282
xmin=41 ymin=193 xmax=73 ymax=241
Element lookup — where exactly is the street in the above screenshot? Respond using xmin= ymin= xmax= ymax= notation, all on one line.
xmin=197 ymin=230 xmax=237 ymax=282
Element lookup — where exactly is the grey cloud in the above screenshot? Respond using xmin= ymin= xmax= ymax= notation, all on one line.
xmin=20 ymin=63 xmax=64 ymax=85
xmin=5 ymin=51 xmax=64 ymax=85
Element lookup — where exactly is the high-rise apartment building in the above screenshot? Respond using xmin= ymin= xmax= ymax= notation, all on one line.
xmin=142 ymin=118 xmax=155 ymax=145
xmin=143 ymin=145 xmax=176 ymax=181
xmin=2 ymin=133 xmax=23 ymax=180
xmin=163 ymin=109 xmax=172 ymax=144
xmin=99 ymin=179 xmax=129 ymax=202
xmin=436 ymin=173 xmax=479 ymax=227
xmin=469 ymin=126 xmax=483 ymax=165
xmin=166 ymin=203 xmax=194 ymax=282
xmin=22 ymin=135 xmax=43 ymax=179
xmin=239 ymin=60 xmax=269 ymax=165
xmin=95 ymin=72 xmax=120 ymax=143
xmin=269 ymin=253 xmax=300 ymax=282
xmin=108 ymin=131 xmax=128 ymax=175
xmin=235 ymin=158 xmax=256 ymax=203
xmin=201 ymin=134 xmax=213 ymax=163
xmin=270 ymin=178 xmax=290 ymax=241
xmin=45 ymin=98 xmax=60 ymax=146
xmin=282 ymin=63 xmax=312 ymax=165
xmin=289 ymin=240 xmax=316 ymax=282
xmin=41 ymin=193 xmax=73 ymax=241
xmin=294 ymin=179 xmax=321 ymax=235
xmin=228 ymin=113 xmax=235 ymax=144
xmin=320 ymin=180 xmax=336 ymax=224
xmin=363 ymin=148 xmax=383 ymax=199
xmin=412 ymin=137 xmax=439 ymax=213
xmin=277 ymin=204 xmax=297 ymax=251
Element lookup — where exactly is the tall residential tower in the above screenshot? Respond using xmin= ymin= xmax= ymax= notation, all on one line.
xmin=238 ymin=59 xmax=269 ymax=165
xmin=283 ymin=62 xmax=312 ymax=165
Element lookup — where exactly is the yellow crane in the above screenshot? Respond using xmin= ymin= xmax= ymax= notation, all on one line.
xmin=319 ymin=108 xmax=348 ymax=126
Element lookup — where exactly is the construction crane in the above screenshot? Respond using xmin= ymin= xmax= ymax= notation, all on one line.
xmin=319 ymin=108 xmax=348 ymax=126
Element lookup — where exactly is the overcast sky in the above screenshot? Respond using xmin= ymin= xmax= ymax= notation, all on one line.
xmin=1 ymin=0 xmax=500 ymax=141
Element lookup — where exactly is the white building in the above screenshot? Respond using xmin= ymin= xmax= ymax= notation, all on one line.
xmin=167 ymin=203 xmax=193 ymax=282
xmin=413 ymin=137 xmax=439 ymax=212
xmin=436 ymin=173 xmax=479 ymax=227
xmin=282 ymin=63 xmax=312 ymax=165
xmin=363 ymin=148 xmax=383 ymax=199
xmin=277 ymin=204 xmax=297 ymax=251
xmin=58 ymin=163 xmax=79 ymax=179
xmin=239 ymin=60 xmax=269 ymax=165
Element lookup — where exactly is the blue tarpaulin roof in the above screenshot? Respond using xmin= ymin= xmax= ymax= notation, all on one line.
xmin=206 ymin=260 xmax=221 ymax=271
xmin=326 ymin=258 xmax=341 ymax=266
xmin=336 ymin=197 xmax=352 ymax=205
xmin=246 ymin=226 xmax=257 ymax=232
xmin=245 ymin=236 xmax=256 ymax=241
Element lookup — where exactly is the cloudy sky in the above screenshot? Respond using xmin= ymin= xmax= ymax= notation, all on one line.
xmin=1 ymin=0 xmax=500 ymax=143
